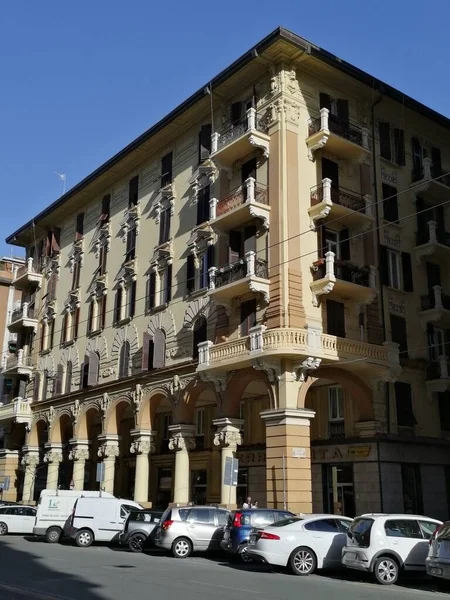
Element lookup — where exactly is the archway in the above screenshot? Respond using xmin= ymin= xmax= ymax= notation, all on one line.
xmin=27 ymin=419 xmax=49 ymax=501
xmin=76 ymin=405 xmax=102 ymax=490
xmin=50 ymin=413 xmax=74 ymax=490
xmin=104 ymin=399 xmax=134 ymax=498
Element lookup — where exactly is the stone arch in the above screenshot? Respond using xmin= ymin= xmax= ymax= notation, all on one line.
xmin=111 ymin=324 xmax=139 ymax=370
xmin=60 ymin=345 xmax=80 ymax=375
xmin=49 ymin=411 xmax=74 ymax=444
xmin=28 ymin=416 xmax=49 ymax=446
xmin=299 ymin=367 xmax=374 ymax=421
xmin=176 ymin=379 xmax=218 ymax=423
xmin=103 ymin=396 xmax=133 ymax=435
xmin=222 ymin=369 xmax=274 ymax=418
xmin=75 ymin=400 xmax=101 ymax=439
xmin=85 ymin=335 xmax=108 ymax=362
xmin=138 ymin=389 xmax=176 ymax=430
xmin=183 ymin=297 xmax=218 ymax=341
xmin=38 ymin=353 xmax=55 ymax=375
xmin=148 ymin=310 xmax=176 ymax=357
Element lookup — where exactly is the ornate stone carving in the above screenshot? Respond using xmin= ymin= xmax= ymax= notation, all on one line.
xmin=213 ymin=429 xmax=243 ymax=448
xmin=248 ymin=135 xmax=269 ymax=159
xmin=97 ymin=444 xmax=119 ymax=459
xmin=131 ymin=384 xmax=143 ymax=414
xmin=294 ymin=357 xmax=322 ymax=382
xmin=198 ymin=372 xmax=228 ymax=393
xmin=68 ymin=447 xmax=90 ymax=461
xmin=163 ymin=374 xmax=196 ymax=405
xmin=130 ymin=439 xmax=154 ymax=455
xmin=252 ymin=358 xmax=281 ymax=383
xmin=168 ymin=435 xmax=196 ymax=452
xmin=21 ymin=453 xmax=39 ymax=468
xmin=44 ymin=450 xmax=63 ymax=464
xmin=100 ymin=393 xmax=110 ymax=416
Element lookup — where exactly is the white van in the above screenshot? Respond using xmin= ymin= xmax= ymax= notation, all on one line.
xmin=34 ymin=490 xmax=115 ymax=543
xmin=69 ymin=497 xmax=142 ymax=547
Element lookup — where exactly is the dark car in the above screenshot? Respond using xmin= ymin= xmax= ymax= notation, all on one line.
xmin=119 ymin=509 xmax=164 ymax=552
xmin=221 ymin=508 xmax=295 ymax=562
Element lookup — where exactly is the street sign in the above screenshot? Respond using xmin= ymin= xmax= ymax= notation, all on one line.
xmin=96 ymin=463 xmax=105 ymax=484
xmin=223 ymin=457 xmax=239 ymax=487
xmin=3 ymin=476 xmax=10 ymax=492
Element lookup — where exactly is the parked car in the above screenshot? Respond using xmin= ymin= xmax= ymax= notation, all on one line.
xmin=221 ymin=508 xmax=295 ymax=562
xmin=426 ymin=521 xmax=450 ymax=582
xmin=119 ymin=509 xmax=164 ymax=552
xmin=155 ymin=505 xmax=229 ymax=558
xmin=342 ymin=514 xmax=442 ymax=585
xmin=0 ymin=505 xmax=36 ymax=535
xmin=35 ymin=489 xmax=115 ymax=543
xmin=248 ymin=514 xmax=351 ymax=575
xmin=69 ymin=497 xmax=143 ymax=547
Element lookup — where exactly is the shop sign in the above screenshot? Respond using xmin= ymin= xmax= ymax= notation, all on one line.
xmin=236 ymin=451 xmax=266 ymax=465
xmin=292 ymin=447 xmax=307 ymax=458
xmin=347 ymin=446 xmax=371 ymax=458
xmin=312 ymin=444 xmax=374 ymax=462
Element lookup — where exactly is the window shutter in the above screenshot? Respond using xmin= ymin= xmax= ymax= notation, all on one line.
xmin=187 ymin=255 xmax=195 ymax=293
xmin=326 ymin=300 xmax=345 ymax=338
xmin=230 ymin=102 xmax=242 ymax=125
xmin=76 ymin=213 xmax=84 ymax=239
xmin=435 ymin=204 xmax=445 ymax=241
xmin=51 ymin=228 xmax=61 ymax=253
xmin=340 ymin=228 xmax=350 ymax=261
xmin=18 ymin=379 xmax=27 ymax=399
xmin=62 ymin=313 xmax=68 ymax=343
xmin=244 ymin=225 xmax=257 ymax=254
xmin=142 ymin=332 xmax=151 ymax=371
xmin=199 ymin=124 xmax=212 ymax=162
xmin=33 ymin=374 xmax=40 ymax=401
xmin=166 ymin=265 xmax=172 ymax=303
xmin=74 ymin=308 xmax=80 ymax=340
xmin=149 ymin=273 xmax=156 ymax=309
xmin=161 ymin=152 xmax=173 ymax=187
xmin=319 ymin=93 xmax=331 ymax=111
xmin=394 ymin=382 xmax=416 ymax=427
xmin=130 ymin=281 xmax=137 ymax=318
xmin=379 ymin=122 xmax=391 ymax=161
xmin=115 ymin=288 xmax=122 ymax=322
xmin=229 ymin=230 xmax=242 ymax=262
xmin=336 ymin=99 xmax=349 ymax=124
xmin=426 ymin=262 xmax=441 ymax=289
xmin=87 ymin=302 xmax=93 ymax=333
xmin=153 ymin=329 xmax=166 ymax=369
xmin=394 ymin=128 xmax=405 ymax=165
xmin=240 ymin=299 xmax=257 ymax=337
xmin=119 ymin=343 xmax=130 ymax=378
xmin=45 ymin=234 xmax=51 ymax=257
xmin=317 ymin=221 xmax=325 ymax=259
xmin=101 ymin=296 xmax=107 ymax=329
xmin=101 ymin=194 xmax=111 ymax=221
xmin=48 ymin=273 xmax=57 ymax=301
xmin=55 ymin=365 xmax=63 ymax=395
xmin=65 ymin=361 xmax=72 ymax=394
xmin=49 ymin=320 xmax=55 ymax=349
xmin=412 ymin=137 xmax=422 ymax=176
xmin=432 ymin=147 xmax=442 ymax=176
xmin=401 ymin=252 xmax=414 ymax=292
xmin=128 ymin=175 xmax=139 ymax=207
xmin=87 ymin=352 xmax=99 ymax=386
xmin=379 ymin=245 xmax=389 ymax=286
xmin=382 ymin=184 xmax=399 ymax=222
xmin=390 ymin=315 xmax=408 ymax=356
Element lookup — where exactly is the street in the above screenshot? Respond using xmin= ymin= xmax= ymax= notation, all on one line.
xmin=0 ymin=536 xmax=448 ymax=600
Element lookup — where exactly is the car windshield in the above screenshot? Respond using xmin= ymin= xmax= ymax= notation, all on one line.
xmin=270 ymin=517 xmax=304 ymax=527
xmin=349 ymin=518 xmax=374 ymax=546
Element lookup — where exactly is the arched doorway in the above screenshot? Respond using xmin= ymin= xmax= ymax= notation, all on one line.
xmin=28 ymin=419 xmax=49 ymax=501
xmin=76 ymin=406 xmax=102 ymax=490
xmin=104 ymin=399 xmax=135 ymax=499
xmin=50 ymin=414 xmax=74 ymax=490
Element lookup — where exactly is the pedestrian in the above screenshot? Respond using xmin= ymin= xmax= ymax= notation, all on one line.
xmin=253 ymin=500 xmax=258 ymax=508
xmin=243 ymin=496 xmax=252 ymax=508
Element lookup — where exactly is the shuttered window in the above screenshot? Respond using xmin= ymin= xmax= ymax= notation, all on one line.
xmin=198 ymin=124 xmax=212 ymax=163
xmin=65 ymin=361 xmax=72 ymax=394
xmin=128 ymin=175 xmax=139 ymax=207
xmin=153 ymin=329 xmax=166 ymax=369
xmin=379 ymin=122 xmax=391 ymax=161
xmin=148 ymin=272 xmax=156 ymax=310
xmin=119 ymin=342 xmax=131 ymax=378
xmin=401 ymin=252 xmax=414 ymax=292
xmin=126 ymin=226 xmax=136 ymax=262
xmin=326 ymin=300 xmax=345 ymax=338
xmin=193 ymin=317 xmax=207 ymax=359
xmin=382 ymin=184 xmax=399 ymax=223
xmin=54 ymin=365 xmax=64 ymax=395
xmin=100 ymin=194 xmax=111 ymax=222
xmin=87 ymin=352 xmax=100 ymax=387
xmin=142 ymin=332 xmax=154 ymax=371
xmin=186 ymin=255 xmax=195 ymax=293
xmin=197 ymin=185 xmax=210 ymax=225
xmin=395 ymin=382 xmax=416 ymax=427
xmin=75 ymin=213 xmax=84 ymax=241
xmin=240 ymin=299 xmax=257 ymax=337
xmin=115 ymin=287 xmax=122 ymax=322
xmin=161 ymin=152 xmax=173 ymax=187
xmin=159 ymin=207 xmax=171 ymax=244
xmin=394 ymin=128 xmax=405 ymax=165
xmin=390 ymin=315 xmax=408 ymax=356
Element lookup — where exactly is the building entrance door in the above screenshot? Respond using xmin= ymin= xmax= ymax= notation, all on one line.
xmin=323 ymin=463 xmax=355 ymax=517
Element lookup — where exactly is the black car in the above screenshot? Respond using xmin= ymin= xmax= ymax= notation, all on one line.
xmin=119 ymin=509 xmax=164 ymax=552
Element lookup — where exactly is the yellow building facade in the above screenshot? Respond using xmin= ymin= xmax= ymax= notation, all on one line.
xmin=1 ymin=28 xmax=450 ymax=518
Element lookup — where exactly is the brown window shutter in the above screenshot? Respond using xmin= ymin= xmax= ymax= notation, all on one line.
xmin=18 ymin=379 xmax=27 ymax=399
xmin=130 ymin=281 xmax=137 ymax=317
xmin=55 ymin=365 xmax=63 ymax=395
xmin=199 ymin=124 xmax=212 ymax=162
xmin=61 ymin=313 xmax=68 ymax=344
xmin=166 ymin=265 xmax=172 ymax=303
xmin=49 ymin=320 xmax=55 ymax=349
xmin=74 ymin=308 xmax=80 ymax=340
xmin=153 ymin=329 xmax=166 ymax=369
xmin=87 ymin=352 xmax=99 ymax=386
xmin=101 ymin=296 xmax=107 ymax=329
xmin=128 ymin=175 xmax=139 ymax=207
xmin=148 ymin=273 xmax=156 ymax=309
xmin=142 ymin=332 xmax=151 ymax=371
xmin=87 ymin=302 xmax=93 ymax=333
xmin=401 ymin=252 xmax=414 ymax=292
xmin=379 ymin=122 xmax=391 ymax=161
xmin=33 ymin=374 xmax=40 ymax=401
xmin=65 ymin=361 xmax=73 ymax=394
xmin=115 ymin=288 xmax=122 ymax=322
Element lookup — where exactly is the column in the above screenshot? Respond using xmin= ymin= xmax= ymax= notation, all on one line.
xmin=213 ymin=418 xmax=243 ymax=508
xmin=21 ymin=446 xmax=40 ymax=503
xmin=168 ymin=424 xmax=196 ymax=505
xmin=68 ymin=440 xmax=90 ymax=490
xmin=44 ymin=443 xmax=63 ymax=490
xmin=261 ymin=408 xmax=315 ymax=514
xmin=130 ymin=430 xmax=155 ymax=505
xmin=97 ymin=435 xmax=120 ymax=494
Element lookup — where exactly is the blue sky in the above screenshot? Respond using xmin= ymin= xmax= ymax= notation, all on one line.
xmin=1 ymin=0 xmax=449 ymax=256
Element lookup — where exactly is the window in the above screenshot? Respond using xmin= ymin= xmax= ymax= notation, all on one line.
xmin=142 ymin=332 xmax=154 ymax=371
xmin=428 ymin=326 xmax=449 ymax=363
xmin=378 ymin=122 xmax=405 ymax=165
xmin=159 ymin=266 xmax=172 ymax=306
xmin=161 ymin=152 xmax=173 ymax=188
xmin=142 ymin=329 xmax=165 ymax=370
xmin=319 ymin=93 xmax=349 ymax=124
xmin=82 ymin=352 xmax=100 ymax=388
xmin=71 ymin=260 xmax=81 ymax=291
xmin=387 ymin=249 xmax=400 ymax=289
xmin=99 ymin=244 xmax=107 ymax=276
xmin=390 ymin=315 xmax=408 ymax=356
xmin=401 ymin=252 xmax=413 ymax=292
xmin=54 ymin=364 xmax=64 ymax=395
xmin=197 ymin=186 xmax=210 ymax=225
xmin=217 ymin=510 xmax=228 ymax=527
xmin=439 ymin=392 xmax=450 ymax=431
xmin=187 ymin=247 xmax=214 ymax=294
xmin=240 ymin=299 xmax=256 ymax=337
xmin=326 ymin=300 xmax=345 ymax=338
xmin=33 ymin=373 xmax=40 ymax=401
xmin=412 ymin=137 xmax=423 ymax=181
xmin=47 ymin=272 xmax=58 ymax=302
xmin=41 ymin=318 xmax=55 ymax=352
xmin=189 ymin=508 xmax=215 ymax=525
xmin=252 ymin=512 xmax=276 ymax=527
xmin=328 ymin=387 xmax=344 ymax=421
xmin=195 ymin=408 xmax=205 ymax=436
xmin=119 ymin=341 xmax=131 ymax=378
xmin=380 ymin=246 xmax=413 ymax=292
xmin=305 ymin=519 xmax=340 ymax=533
xmin=394 ymin=381 xmax=416 ymax=428
xmin=159 ymin=206 xmax=171 ymax=245
xmin=63 ymin=308 xmax=80 ymax=343
xmin=65 ymin=361 xmax=72 ymax=394
xmin=128 ymin=175 xmax=139 ymax=207
xmin=193 ymin=317 xmax=207 ymax=360
xmin=163 ymin=413 xmax=172 ymax=440
xmin=384 ymin=519 xmax=422 ymax=538
xmin=115 ymin=282 xmax=136 ymax=322
xmin=198 ymin=124 xmax=212 ymax=163
xmin=126 ymin=224 xmax=136 ymax=262
xmin=379 ymin=122 xmax=391 ymax=161
xmin=382 ymin=184 xmax=399 ymax=223
xmin=100 ymin=194 xmax=111 ymax=223
xmin=88 ymin=296 xmax=107 ymax=333
xmin=147 ymin=267 xmax=171 ymax=310
xmin=324 ymin=228 xmax=350 ymax=261
xmin=42 ymin=370 xmax=49 ymax=400
xmin=186 ymin=255 xmax=195 ymax=294
xmin=75 ymin=213 xmax=84 ymax=241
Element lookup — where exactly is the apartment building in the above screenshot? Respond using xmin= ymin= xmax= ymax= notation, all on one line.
xmin=1 ymin=27 xmax=449 ymax=516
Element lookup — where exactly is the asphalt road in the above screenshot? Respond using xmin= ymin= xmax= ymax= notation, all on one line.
xmin=0 ymin=535 xmax=449 ymax=600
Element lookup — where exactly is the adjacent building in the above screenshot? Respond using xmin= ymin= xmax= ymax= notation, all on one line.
xmin=2 ymin=27 xmax=450 ymax=517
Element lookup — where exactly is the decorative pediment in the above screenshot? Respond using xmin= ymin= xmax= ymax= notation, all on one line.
xmin=152 ymin=184 xmax=176 ymax=224
xmin=43 ymin=253 xmax=61 ymax=280
xmin=187 ymin=224 xmax=214 ymax=261
xmin=93 ymin=222 xmax=112 ymax=258
xmin=189 ymin=160 xmax=217 ymax=198
xmin=64 ymin=289 xmax=81 ymax=312
xmin=116 ymin=260 xmax=138 ymax=285
xmin=68 ymin=238 xmax=84 ymax=272
xmin=119 ymin=205 xmax=140 ymax=242
xmin=150 ymin=240 xmax=173 ymax=269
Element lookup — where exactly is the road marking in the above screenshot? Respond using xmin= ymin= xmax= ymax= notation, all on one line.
xmin=0 ymin=582 xmax=73 ymax=600
xmin=188 ymin=580 xmax=261 ymax=594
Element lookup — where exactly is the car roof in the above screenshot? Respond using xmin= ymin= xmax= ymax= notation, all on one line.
xmin=299 ymin=514 xmax=352 ymax=520
xmin=234 ymin=508 xmax=293 ymax=513
xmin=358 ymin=514 xmax=441 ymax=520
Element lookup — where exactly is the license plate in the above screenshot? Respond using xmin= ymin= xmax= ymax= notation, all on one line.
xmin=249 ymin=535 xmax=257 ymax=546
xmin=431 ymin=567 xmax=443 ymax=575
xmin=345 ymin=552 xmax=357 ymax=560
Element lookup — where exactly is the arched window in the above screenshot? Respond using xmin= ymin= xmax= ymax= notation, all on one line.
xmin=33 ymin=373 xmax=41 ymax=401
xmin=119 ymin=341 xmax=131 ymax=378
xmin=142 ymin=329 xmax=165 ymax=371
xmin=82 ymin=352 xmax=100 ymax=389
xmin=42 ymin=370 xmax=49 ymax=401
xmin=65 ymin=361 xmax=73 ymax=394
xmin=54 ymin=364 xmax=64 ymax=395
xmin=193 ymin=317 xmax=207 ymax=360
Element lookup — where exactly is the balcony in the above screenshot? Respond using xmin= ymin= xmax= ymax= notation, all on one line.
xmin=197 ymin=325 xmax=399 ymax=379
xmin=210 ymin=178 xmax=270 ymax=231
xmin=310 ymin=251 xmax=377 ymax=307
xmin=419 ymin=286 xmax=450 ymax=330
xmin=306 ymin=108 xmax=370 ymax=162
xmin=8 ymin=303 xmax=38 ymax=333
xmin=1 ymin=350 xmax=34 ymax=377
xmin=329 ymin=421 xmax=345 ymax=439
xmin=211 ymin=108 xmax=270 ymax=167
xmin=0 ymin=398 xmax=32 ymax=427
xmin=426 ymin=356 xmax=450 ymax=397
xmin=207 ymin=251 xmax=269 ymax=310
xmin=412 ymin=158 xmax=450 ymax=202
xmin=12 ymin=257 xmax=43 ymax=291
xmin=309 ymin=179 xmax=373 ymax=231
xmin=415 ymin=221 xmax=450 ymax=264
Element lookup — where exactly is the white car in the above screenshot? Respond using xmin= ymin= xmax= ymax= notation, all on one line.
xmin=0 ymin=505 xmax=37 ymax=535
xmin=342 ymin=514 xmax=442 ymax=585
xmin=247 ymin=514 xmax=352 ymax=575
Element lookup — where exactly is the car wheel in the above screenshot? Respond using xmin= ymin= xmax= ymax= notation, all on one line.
xmin=238 ymin=544 xmax=252 ymax=563
xmin=0 ymin=522 xmax=8 ymax=536
xmin=45 ymin=526 xmax=62 ymax=544
xmin=289 ymin=546 xmax=317 ymax=576
xmin=373 ymin=556 xmax=399 ymax=585
xmin=128 ymin=533 xmax=147 ymax=553
xmin=172 ymin=537 xmax=192 ymax=559
xmin=75 ymin=529 xmax=94 ymax=548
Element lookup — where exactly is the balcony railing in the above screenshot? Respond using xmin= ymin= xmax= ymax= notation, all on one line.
xmin=329 ymin=421 xmax=345 ymax=439
xmin=412 ymin=158 xmax=450 ymax=187
xmin=427 ymin=356 xmax=450 ymax=380
xmin=209 ymin=253 xmax=268 ymax=290
xmin=308 ymin=109 xmax=368 ymax=148
xmin=11 ymin=304 xmax=37 ymax=323
xmin=312 ymin=257 xmax=371 ymax=287
xmin=311 ymin=180 xmax=369 ymax=214
xmin=2 ymin=349 xmax=33 ymax=371
xmin=421 ymin=286 xmax=450 ymax=311
xmin=211 ymin=178 xmax=268 ymax=220
xmin=212 ymin=108 xmax=267 ymax=153
xmin=14 ymin=257 xmax=42 ymax=280
xmin=416 ymin=221 xmax=450 ymax=247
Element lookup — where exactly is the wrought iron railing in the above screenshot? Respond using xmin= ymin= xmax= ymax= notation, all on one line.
xmin=310 ymin=184 xmax=366 ymax=212
xmin=329 ymin=421 xmax=345 ymax=439
xmin=217 ymin=113 xmax=267 ymax=149
xmin=416 ymin=229 xmax=450 ymax=247
xmin=421 ymin=292 xmax=450 ymax=311
xmin=313 ymin=260 xmax=370 ymax=287
xmin=216 ymin=183 xmax=268 ymax=217
xmin=308 ymin=114 xmax=363 ymax=146
xmin=215 ymin=257 xmax=268 ymax=288
xmin=11 ymin=307 xmax=37 ymax=322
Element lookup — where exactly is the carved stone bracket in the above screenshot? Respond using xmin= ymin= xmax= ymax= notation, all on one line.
xmin=293 ymin=357 xmax=322 ymax=382
xmin=68 ymin=239 xmax=84 ymax=273
xmin=168 ymin=424 xmax=196 ymax=452
xmin=68 ymin=446 xmax=90 ymax=461
xmin=213 ymin=418 xmax=243 ymax=448
xmin=97 ymin=443 xmax=120 ymax=460
xmin=119 ymin=205 xmax=140 ymax=242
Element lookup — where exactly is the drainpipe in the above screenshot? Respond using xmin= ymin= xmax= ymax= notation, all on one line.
xmin=371 ymin=95 xmax=391 ymax=435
